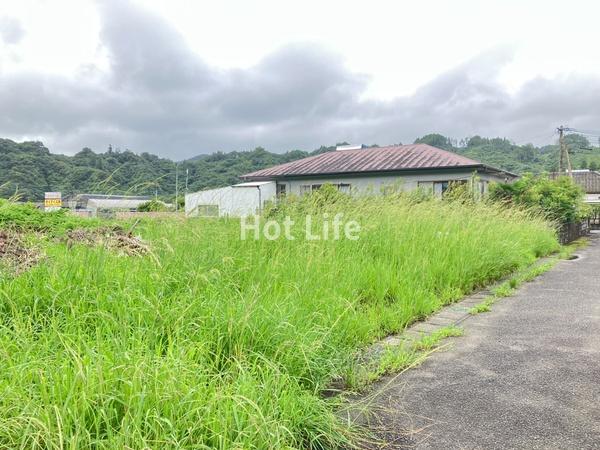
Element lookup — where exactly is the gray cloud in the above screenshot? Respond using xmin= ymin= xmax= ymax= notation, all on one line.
xmin=97 ymin=0 xmax=214 ymax=93
xmin=1 ymin=0 xmax=600 ymax=159
xmin=0 ymin=17 xmax=24 ymax=45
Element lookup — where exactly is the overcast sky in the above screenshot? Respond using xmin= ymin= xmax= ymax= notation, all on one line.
xmin=1 ymin=0 xmax=599 ymax=159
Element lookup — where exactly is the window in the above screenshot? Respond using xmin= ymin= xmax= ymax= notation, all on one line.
xmin=433 ymin=180 xmax=467 ymax=197
xmin=337 ymin=183 xmax=351 ymax=194
xmin=433 ymin=181 xmax=449 ymax=196
xmin=300 ymin=185 xmax=311 ymax=195
xmin=479 ymin=180 xmax=488 ymax=195
xmin=299 ymin=183 xmax=352 ymax=195
xmin=276 ymin=183 xmax=287 ymax=198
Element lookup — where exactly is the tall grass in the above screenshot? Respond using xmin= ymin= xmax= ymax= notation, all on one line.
xmin=0 ymin=194 xmax=558 ymax=448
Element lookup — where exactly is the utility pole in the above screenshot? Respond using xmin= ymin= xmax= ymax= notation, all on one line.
xmin=185 ymin=168 xmax=189 ymax=195
xmin=557 ymin=125 xmax=573 ymax=178
xmin=558 ymin=125 xmax=565 ymax=174
xmin=175 ymin=163 xmax=179 ymax=212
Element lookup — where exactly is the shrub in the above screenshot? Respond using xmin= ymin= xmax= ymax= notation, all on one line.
xmin=489 ymin=174 xmax=589 ymax=223
xmin=0 ymin=199 xmax=99 ymax=234
xmin=137 ymin=199 xmax=172 ymax=212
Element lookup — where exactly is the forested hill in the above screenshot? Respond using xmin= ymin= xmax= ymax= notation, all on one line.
xmin=2 ymin=134 xmax=600 ymax=201
xmin=0 ymin=139 xmax=339 ymax=201
xmin=416 ymin=133 xmax=600 ymax=175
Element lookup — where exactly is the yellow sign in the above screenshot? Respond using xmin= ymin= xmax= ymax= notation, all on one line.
xmin=44 ymin=198 xmax=62 ymax=207
xmin=44 ymin=192 xmax=62 ymax=210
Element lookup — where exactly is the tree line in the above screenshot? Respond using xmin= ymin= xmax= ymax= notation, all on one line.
xmin=415 ymin=133 xmax=599 ymax=174
xmin=0 ymin=139 xmax=340 ymax=201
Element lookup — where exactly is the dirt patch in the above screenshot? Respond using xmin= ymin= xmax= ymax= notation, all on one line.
xmin=0 ymin=231 xmax=42 ymax=275
xmin=63 ymin=226 xmax=149 ymax=256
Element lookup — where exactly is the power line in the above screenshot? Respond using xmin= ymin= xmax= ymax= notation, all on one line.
xmin=567 ymin=128 xmax=600 ymax=136
xmin=562 ymin=128 xmax=600 ymax=139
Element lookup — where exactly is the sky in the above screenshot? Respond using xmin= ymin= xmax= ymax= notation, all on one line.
xmin=1 ymin=0 xmax=600 ymax=159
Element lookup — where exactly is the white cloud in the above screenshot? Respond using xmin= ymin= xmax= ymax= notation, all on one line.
xmin=0 ymin=16 xmax=24 ymax=44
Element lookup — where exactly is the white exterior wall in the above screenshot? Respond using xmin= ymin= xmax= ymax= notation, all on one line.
xmin=585 ymin=193 xmax=600 ymax=204
xmin=186 ymin=171 xmax=508 ymax=217
xmin=278 ymin=171 xmax=508 ymax=196
xmin=185 ymin=182 xmax=276 ymax=217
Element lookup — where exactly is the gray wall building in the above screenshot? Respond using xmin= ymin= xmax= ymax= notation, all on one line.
xmin=186 ymin=144 xmax=517 ymax=217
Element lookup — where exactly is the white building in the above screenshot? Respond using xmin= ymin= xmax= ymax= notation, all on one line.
xmin=186 ymin=144 xmax=517 ymax=217
xmin=67 ymin=194 xmax=153 ymax=217
xmin=185 ymin=181 xmax=276 ymax=217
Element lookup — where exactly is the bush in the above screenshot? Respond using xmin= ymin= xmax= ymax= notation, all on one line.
xmin=0 ymin=199 xmax=99 ymax=234
xmin=489 ymin=174 xmax=589 ymax=223
xmin=137 ymin=199 xmax=172 ymax=212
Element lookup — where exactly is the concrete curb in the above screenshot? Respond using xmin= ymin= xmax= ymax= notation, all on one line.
xmin=360 ymin=252 xmax=562 ymax=367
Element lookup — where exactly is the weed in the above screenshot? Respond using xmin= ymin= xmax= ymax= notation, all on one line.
xmin=412 ymin=326 xmax=464 ymax=351
xmin=0 ymin=195 xmax=559 ymax=448
xmin=349 ymin=326 xmax=464 ymax=389
xmin=0 ymin=199 xmax=105 ymax=235
xmin=469 ymin=297 xmax=495 ymax=314
xmin=558 ymin=238 xmax=588 ymax=259
xmin=492 ymin=283 xmax=515 ymax=297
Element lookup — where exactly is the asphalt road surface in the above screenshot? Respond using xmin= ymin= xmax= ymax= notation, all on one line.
xmin=359 ymin=234 xmax=600 ymax=449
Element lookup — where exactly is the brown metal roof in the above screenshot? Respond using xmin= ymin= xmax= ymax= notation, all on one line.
xmin=242 ymin=144 xmax=508 ymax=179
xmin=550 ymin=170 xmax=600 ymax=193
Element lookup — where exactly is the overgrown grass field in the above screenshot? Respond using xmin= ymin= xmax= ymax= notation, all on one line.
xmin=0 ymin=194 xmax=559 ymax=448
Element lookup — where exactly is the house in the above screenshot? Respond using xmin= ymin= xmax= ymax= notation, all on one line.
xmin=185 ymin=144 xmax=517 ymax=217
xmin=549 ymin=170 xmax=600 ymax=204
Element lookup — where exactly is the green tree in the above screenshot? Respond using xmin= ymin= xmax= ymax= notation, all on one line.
xmin=414 ymin=133 xmax=453 ymax=150
xmin=564 ymin=134 xmax=591 ymax=150
xmin=466 ymin=136 xmax=488 ymax=148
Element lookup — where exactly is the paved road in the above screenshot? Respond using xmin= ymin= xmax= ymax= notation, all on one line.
xmin=360 ymin=234 xmax=600 ymax=449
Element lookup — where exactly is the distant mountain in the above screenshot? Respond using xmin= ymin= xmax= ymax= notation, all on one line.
xmin=2 ymin=135 xmax=599 ymax=201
